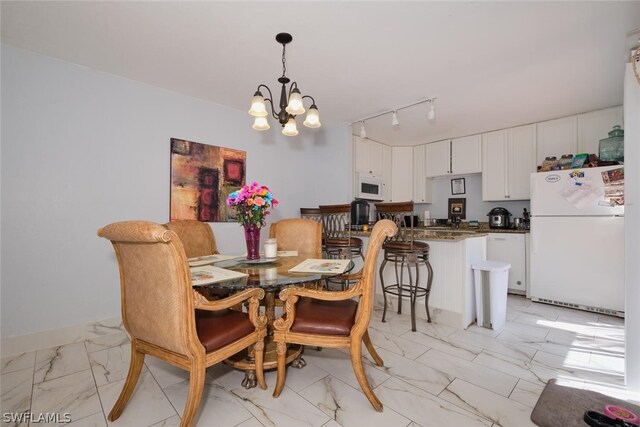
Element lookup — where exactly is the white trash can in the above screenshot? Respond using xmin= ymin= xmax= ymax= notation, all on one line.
xmin=472 ymin=260 xmax=511 ymax=330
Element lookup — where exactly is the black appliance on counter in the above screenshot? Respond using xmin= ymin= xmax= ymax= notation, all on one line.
xmin=403 ymin=215 xmax=420 ymax=227
xmin=488 ymin=207 xmax=512 ymax=229
xmin=351 ymin=199 xmax=370 ymax=226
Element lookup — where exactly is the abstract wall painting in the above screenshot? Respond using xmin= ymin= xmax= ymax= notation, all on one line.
xmin=170 ymin=138 xmax=246 ymax=222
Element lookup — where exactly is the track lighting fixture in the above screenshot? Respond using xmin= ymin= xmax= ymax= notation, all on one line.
xmin=353 ymin=96 xmax=437 ymax=135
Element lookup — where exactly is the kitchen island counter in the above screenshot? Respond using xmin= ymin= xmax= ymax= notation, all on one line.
xmin=354 ymin=232 xmax=486 ymax=329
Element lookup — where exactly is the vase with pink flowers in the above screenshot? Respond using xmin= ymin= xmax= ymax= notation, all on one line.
xmin=226 ymin=182 xmax=278 ymax=260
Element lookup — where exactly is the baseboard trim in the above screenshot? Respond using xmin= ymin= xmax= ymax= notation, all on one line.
xmin=1 ymin=317 xmax=123 ymax=358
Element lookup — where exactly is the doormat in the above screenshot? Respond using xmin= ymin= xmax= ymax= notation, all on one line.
xmin=531 ymin=379 xmax=640 ymax=427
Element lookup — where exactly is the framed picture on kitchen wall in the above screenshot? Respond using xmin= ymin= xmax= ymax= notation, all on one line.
xmin=448 ymin=198 xmax=466 ymax=220
xmin=451 ymin=178 xmax=466 ymax=195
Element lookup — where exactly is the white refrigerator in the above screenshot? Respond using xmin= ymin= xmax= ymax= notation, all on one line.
xmin=529 ymin=165 xmax=625 ymax=315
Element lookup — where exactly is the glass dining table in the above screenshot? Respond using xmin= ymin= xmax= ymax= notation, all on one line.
xmin=192 ymin=253 xmax=354 ymax=388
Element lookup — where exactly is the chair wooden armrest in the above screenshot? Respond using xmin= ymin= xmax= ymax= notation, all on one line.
xmin=193 ymin=288 xmax=267 ymax=328
xmin=333 ymin=270 xmax=362 ymax=282
xmin=278 ymin=283 xmax=361 ymax=302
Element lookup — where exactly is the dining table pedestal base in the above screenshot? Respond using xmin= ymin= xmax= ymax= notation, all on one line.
xmin=224 ymin=338 xmax=303 ymax=389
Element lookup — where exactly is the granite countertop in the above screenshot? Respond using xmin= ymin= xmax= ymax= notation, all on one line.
xmin=347 ymin=222 xmax=528 ymax=241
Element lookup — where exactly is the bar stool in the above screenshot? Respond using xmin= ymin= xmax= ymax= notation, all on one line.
xmin=300 ymin=207 xmax=322 ymax=223
xmin=375 ymin=201 xmax=433 ymax=332
xmin=319 ymin=204 xmax=364 ymax=290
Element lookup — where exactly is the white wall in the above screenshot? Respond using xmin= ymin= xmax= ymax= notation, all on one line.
xmin=416 ymin=174 xmax=530 ymax=221
xmin=0 ymin=45 xmax=351 ymax=338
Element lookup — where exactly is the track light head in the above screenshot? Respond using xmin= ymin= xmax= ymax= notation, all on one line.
xmin=391 ymin=111 xmax=399 ymax=127
xmin=427 ymin=99 xmax=436 ymax=120
xmin=359 ymin=121 xmax=367 ymax=139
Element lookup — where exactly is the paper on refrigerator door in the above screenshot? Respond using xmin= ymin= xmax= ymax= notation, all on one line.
xmin=560 ymin=175 xmax=601 ymax=209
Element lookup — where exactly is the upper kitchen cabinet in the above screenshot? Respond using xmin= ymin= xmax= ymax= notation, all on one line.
xmin=353 ymin=136 xmax=383 ymax=175
xmin=425 ymin=139 xmax=450 ymax=177
xmin=425 ymin=135 xmax=482 ymax=177
xmin=391 ymin=146 xmax=413 ymax=202
xmin=577 ymin=106 xmax=623 ymax=155
xmin=536 ymin=116 xmax=577 ymax=165
xmin=482 ymin=124 xmax=536 ymax=201
xmin=413 ymin=145 xmax=433 ymax=203
xmin=451 ymin=135 xmax=482 ymax=175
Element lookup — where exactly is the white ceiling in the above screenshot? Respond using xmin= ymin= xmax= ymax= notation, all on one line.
xmin=2 ymin=1 xmax=639 ymax=146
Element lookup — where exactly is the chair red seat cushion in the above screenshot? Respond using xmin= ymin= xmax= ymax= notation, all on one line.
xmin=195 ymin=309 xmax=255 ymax=352
xmin=290 ymin=298 xmax=358 ymax=336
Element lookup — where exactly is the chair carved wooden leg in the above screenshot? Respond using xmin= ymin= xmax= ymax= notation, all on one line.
xmin=254 ymin=340 xmax=267 ymax=390
xmin=180 ymin=360 xmax=206 ymax=427
xmin=273 ymin=341 xmax=287 ymax=397
xmin=363 ymin=330 xmax=383 ymax=367
xmin=108 ymin=340 xmax=145 ymax=422
xmin=350 ymin=340 xmax=383 ymax=412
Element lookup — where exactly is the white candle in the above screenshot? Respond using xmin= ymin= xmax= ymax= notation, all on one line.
xmin=264 ymin=238 xmax=277 ymax=258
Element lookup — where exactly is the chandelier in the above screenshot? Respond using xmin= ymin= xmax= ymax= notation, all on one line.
xmin=248 ymin=33 xmax=321 ymax=136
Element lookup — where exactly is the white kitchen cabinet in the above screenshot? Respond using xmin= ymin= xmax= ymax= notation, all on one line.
xmin=507 ymin=125 xmax=537 ymax=199
xmin=536 ymin=115 xmax=578 ymax=166
xmin=487 ymin=233 xmax=526 ymax=295
xmin=577 ymin=106 xmax=623 ymax=156
xmin=482 ymin=130 xmax=508 ymax=201
xmin=382 ymin=144 xmax=392 ymax=201
xmin=353 ymin=136 xmax=383 ymax=175
xmin=425 ymin=139 xmax=450 ymax=177
xmin=412 ymin=145 xmax=432 ymax=203
xmin=451 ymin=135 xmax=482 ymax=175
xmin=426 ymin=135 xmax=481 ymax=177
xmin=483 ymin=124 xmax=536 ymax=201
xmin=391 ymin=146 xmax=413 ymax=201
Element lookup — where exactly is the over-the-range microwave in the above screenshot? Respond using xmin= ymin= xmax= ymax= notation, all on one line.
xmin=356 ymin=172 xmax=384 ymax=201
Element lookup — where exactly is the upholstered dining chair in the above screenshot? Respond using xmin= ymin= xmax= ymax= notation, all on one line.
xmin=272 ymin=219 xmax=398 ymax=412
xmin=164 ymin=219 xmax=229 ymax=300
xmin=98 ymin=221 xmax=267 ymax=427
xmin=163 ymin=219 xmax=219 ymax=258
xmin=269 ymin=218 xmax=322 ymax=255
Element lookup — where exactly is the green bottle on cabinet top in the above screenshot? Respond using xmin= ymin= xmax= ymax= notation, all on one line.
xmin=599 ymin=125 xmax=624 ymax=163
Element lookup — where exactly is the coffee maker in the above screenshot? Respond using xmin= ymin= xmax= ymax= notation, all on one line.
xmin=351 ymin=199 xmax=370 ymax=228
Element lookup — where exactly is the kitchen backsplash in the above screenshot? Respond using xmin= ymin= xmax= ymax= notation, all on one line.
xmin=414 ymin=173 xmax=531 ymax=221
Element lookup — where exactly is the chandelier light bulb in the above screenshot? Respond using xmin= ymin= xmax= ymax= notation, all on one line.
xmin=282 ymin=117 xmax=299 ymax=136
xmin=427 ymin=100 xmax=436 ymax=120
xmin=303 ymin=105 xmax=321 ymax=128
xmin=252 ymin=116 xmax=270 ymax=131
xmin=285 ymin=89 xmax=305 ymax=115
xmin=360 ymin=122 xmax=367 ymax=139
xmin=392 ymin=111 xmax=399 ymax=126
xmin=248 ymin=92 xmax=268 ymax=117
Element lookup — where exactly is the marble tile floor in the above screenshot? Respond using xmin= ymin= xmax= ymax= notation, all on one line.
xmin=1 ymin=295 xmax=632 ymax=427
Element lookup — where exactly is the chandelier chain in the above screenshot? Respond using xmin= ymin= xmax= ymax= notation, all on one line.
xmin=281 ymin=44 xmax=287 ymax=78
